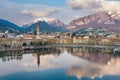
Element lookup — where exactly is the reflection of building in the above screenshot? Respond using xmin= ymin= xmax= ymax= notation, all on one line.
xmin=33 ymin=53 xmax=41 ymax=67
xmin=0 ymin=51 xmax=23 ymax=62
xmin=32 ymin=48 xmax=61 ymax=67
xmin=36 ymin=21 xmax=41 ymax=39
xmin=0 ymin=47 xmax=61 ymax=66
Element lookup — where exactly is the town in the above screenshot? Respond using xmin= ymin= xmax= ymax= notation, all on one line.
xmin=0 ymin=21 xmax=120 ymax=50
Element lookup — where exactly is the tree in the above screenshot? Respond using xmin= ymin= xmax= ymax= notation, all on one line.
xmin=22 ymin=42 xmax=27 ymax=46
xmin=30 ymin=41 xmax=34 ymax=46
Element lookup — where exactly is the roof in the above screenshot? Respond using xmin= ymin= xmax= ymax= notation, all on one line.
xmin=0 ymin=33 xmax=4 ymax=37
xmin=23 ymin=34 xmax=33 ymax=40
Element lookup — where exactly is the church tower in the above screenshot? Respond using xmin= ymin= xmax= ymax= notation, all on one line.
xmin=36 ymin=21 xmax=41 ymax=39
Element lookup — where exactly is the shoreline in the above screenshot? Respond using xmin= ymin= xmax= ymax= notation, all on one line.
xmin=0 ymin=44 xmax=119 ymax=51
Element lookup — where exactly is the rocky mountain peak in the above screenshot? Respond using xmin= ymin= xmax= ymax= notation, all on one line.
xmin=67 ymin=11 xmax=120 ymax=34
xmin=32 ymin=17 xmax=66 ymax=28
xmin=107 ymin=10 xmax=120 ymax=19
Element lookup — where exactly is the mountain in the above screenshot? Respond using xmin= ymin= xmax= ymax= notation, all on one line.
xmin=46 ymin=18 xmax=66 ymax=28
xmin=67 ymin=10 xmax=120 ymax=34
xmin=23 ymin=18 xmax=68 ymax=33
xmin=0 ymin=19 xmax=23 ymax=34
xmin=24 ymin=21 xmax=68 ymax=33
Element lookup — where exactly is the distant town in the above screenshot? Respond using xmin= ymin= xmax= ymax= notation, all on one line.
xmin=0 ymin=20 xmax=120 ymax=50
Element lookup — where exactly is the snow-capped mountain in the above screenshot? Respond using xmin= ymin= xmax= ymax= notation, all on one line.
xmin=22 ymin=17 xmax=68 ymax=33
xmin=33 ymin=17 xmax=66 ymax=28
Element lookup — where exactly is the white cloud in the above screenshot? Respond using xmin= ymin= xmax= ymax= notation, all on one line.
xmin=22 ymin=8 xmax=57 ymax=17
xmin=33 ymin=17 xmax=56 ymax=23
xmin=0 ymin=0 xmax=58 ymax=26
xmin=67 ymin=0 xmax=120 ymax=11
xmin=67 ymin=0 xmax=102 ymax=10
xmin=2 ymin=0 xmax=119 ymax=26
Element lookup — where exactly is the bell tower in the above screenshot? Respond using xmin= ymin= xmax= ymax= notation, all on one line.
xmin=36 ymin=21 xmax=41 ymax=39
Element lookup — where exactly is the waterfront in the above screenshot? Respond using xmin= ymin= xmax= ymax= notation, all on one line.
xmin=0 ymin=47 xmax=120 ymax=80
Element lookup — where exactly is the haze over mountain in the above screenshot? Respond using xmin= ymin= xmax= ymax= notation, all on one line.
xmin=67 ymin=10 xmax=120 ymax=34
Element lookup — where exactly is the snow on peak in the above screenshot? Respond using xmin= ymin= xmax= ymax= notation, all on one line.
xmin=33 ymin=17 xmax=58 ymax=23
xmin=107 ymin=10 xmax=120 ymax=19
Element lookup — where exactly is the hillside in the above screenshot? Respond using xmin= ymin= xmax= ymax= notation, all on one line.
xmin=24 ymin=21 xmax=68 ymax=33
xmin=67 ymin=11 xmax=120 ymax=34
xmin=0 ymin=19 xmax=23 ymax=34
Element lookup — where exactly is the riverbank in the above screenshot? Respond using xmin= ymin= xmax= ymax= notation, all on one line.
xmin=0 ymin=44 xmax=119 ymax=51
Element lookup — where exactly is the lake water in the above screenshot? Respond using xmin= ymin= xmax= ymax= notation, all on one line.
xmin=0 ymin=47 xmax=120 ymax=80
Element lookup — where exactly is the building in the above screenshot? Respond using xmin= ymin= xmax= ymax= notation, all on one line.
xmin=22 ymin=34 xmax=34 ymax=40
xmin=0 ymin=33 xmax=4 ymax=38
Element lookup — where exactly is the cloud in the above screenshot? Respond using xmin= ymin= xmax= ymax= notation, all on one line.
xmin=67 ymin=0 xmax=120 ymax=11
xmin=22 ymin=8 xmax=57 ymax=17
xmin=33 ymin=17 xmax=56 ymax=23
xmin=0 ymin=0 xmax=60 ymax=26
xmin=67 ymin=0 xmax=102 ymax=10
xmin=3 ymin=0 xmax=119 ymax=26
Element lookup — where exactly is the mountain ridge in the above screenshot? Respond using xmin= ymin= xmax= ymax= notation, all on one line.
xmin=67 ymin=11 xmax=120 ymax=34
xmin=0 ymin=18 xmax=68 ymax=34
xmin=0 ymin=19 xmax=23 ymax=34
xmin=24 ymin=21 xmax=68 ymax=33
xmin=1 ymin=10 xmax=120 ymax=34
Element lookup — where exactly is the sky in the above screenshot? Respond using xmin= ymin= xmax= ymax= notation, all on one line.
xmin=0 ymin=0 xmax=120 ymax=26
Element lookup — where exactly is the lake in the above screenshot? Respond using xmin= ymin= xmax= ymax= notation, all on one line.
xmin=0 ymin=47 xmax=120 ymax=80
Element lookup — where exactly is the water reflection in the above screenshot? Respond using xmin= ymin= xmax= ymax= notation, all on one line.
xmin=0 ymin=48 xmax=61 ymax=63
xmin=0 ymin=47 xmax=120 ymax=80
xmin=66 ymin=48 xmax=120 ymax=79
xmin=0 ymin=51 xmax=23 ymax=62
xmin=32 ymin=48 xmax=61 ymax=67
xmin=67 ymin=48 xmax=114 ymax=64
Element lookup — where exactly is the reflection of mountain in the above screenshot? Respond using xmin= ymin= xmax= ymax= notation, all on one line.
xmin=68 ymin=48 xmax=115 ymax=64
xmin=67 ymin=59 xmax=120 ymax=79
xmin=67 ymin=57 xmax=120 ymax=79
xmin=67 ymin=48 xmax=120 ymax=79
xmin=0 ymin=47 xmax=116 ymax=65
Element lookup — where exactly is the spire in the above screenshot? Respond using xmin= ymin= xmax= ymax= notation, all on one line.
xmin=37 ymin=21 xmax=40 ymax=35
xmin=36 ymin=21 xmax=41 ymax=39
xmin=37 ymin=53 xmax=40 ymax=67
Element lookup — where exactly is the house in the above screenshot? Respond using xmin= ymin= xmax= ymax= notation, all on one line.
xmin=0 ymin=33 xmax=16 ymax=39
xmin=22 ymin=34 xmax=34 ymax=40
xmin=0 ymin=33 xmax=4 ymax=38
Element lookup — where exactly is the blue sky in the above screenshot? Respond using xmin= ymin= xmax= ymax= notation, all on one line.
xmin=6 ymin=0 xmax=66 ymax=7
xmin=0 ymin=0 xmax=120 ymax=26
